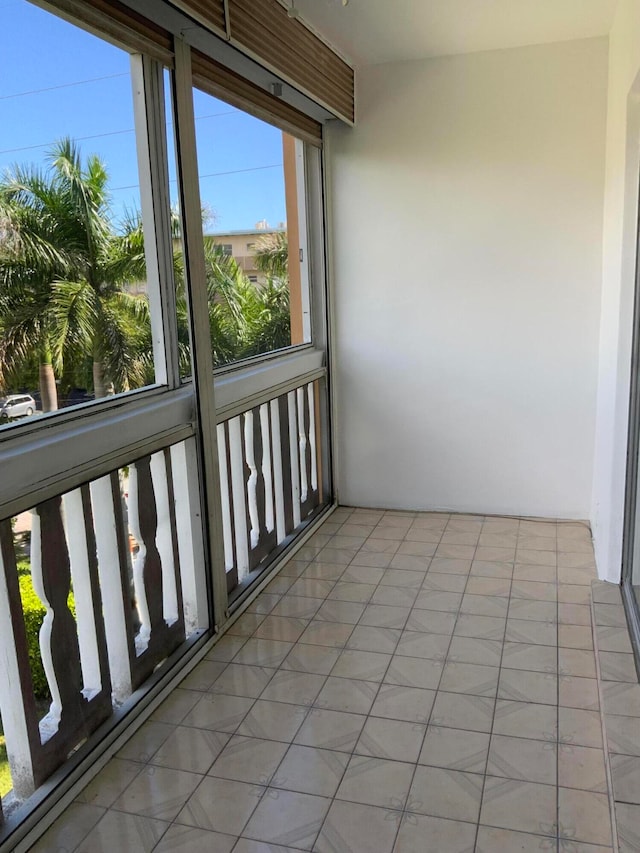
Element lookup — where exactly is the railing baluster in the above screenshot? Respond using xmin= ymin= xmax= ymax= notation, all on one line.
xmin=270 ymin=398 xmax=287 ymax=544
xmin=244 ymin=409 xmax=260 ymax=549
xmin=260 ymin=403 xmax=275 ymax=536
xmin=229 ymin=415 xmax=250 ymax=582
xmin=150 ymin=450 xmax=179 ymax=626
xmin=296 ymin=387 xmax=308 ymax=503
xmin=91 ymin=474 xmax=134 ymax=703
xmin=217 ymin=423 xmax=236 ymax=575
xmin=288 ymin=390 xmax=301 ymax=527
xmin=307 ymin=382 xmax=318 ymax=493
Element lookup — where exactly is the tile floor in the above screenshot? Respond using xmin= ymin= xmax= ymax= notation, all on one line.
xmin=31 ymin=507 xmax=640 ymax=852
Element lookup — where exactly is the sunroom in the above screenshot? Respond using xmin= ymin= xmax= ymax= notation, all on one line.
xmin=0 ymin=0 xmax=640 ymax=851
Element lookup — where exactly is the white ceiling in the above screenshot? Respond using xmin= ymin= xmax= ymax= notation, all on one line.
xmin=292 ymin=0 xmax=619 ymax=67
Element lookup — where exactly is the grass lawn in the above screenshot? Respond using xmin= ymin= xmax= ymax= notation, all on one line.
xmin=0 ymin=736 xmax=11 ymax=797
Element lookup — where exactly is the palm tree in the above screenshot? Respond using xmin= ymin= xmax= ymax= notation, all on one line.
xmin=0 ymin=139 xmax=149 ymax=411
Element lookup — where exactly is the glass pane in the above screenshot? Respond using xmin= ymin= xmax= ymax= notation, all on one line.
xmin=0 ymin=1 xmax=165 ymax=429
xmin=191 ymin=87 xmax=312 ymax=369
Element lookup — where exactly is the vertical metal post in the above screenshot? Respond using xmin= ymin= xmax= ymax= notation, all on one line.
xmin=171 ymin=38 xmax=228 ymax=629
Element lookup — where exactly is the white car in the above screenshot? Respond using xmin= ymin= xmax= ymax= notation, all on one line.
xmin=0 ymin=394 xmax=36 ymax=421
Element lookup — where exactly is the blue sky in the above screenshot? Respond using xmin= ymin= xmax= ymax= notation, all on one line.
xmin=0 ymin=0 xmax=287 ymax=232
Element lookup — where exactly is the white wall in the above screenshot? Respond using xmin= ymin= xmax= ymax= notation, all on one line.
xmin=592 ymin=1 xmax=640 ymax=582
xmin=327 ymin=38 xmax=608 ymax=519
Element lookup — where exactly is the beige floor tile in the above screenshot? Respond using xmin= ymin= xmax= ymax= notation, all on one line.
xmin=604 ymin=713 xmax=640 ymax=755
xmin=117 ymin=720 xmax=175 ymax=762
xmin=180 ymin=660 xmax=227 ymax=692
xmin=610 ymin=753 xmax=640 ymax=804
xmin=288 ymin=578 xmax=336 ymax=598
xmin=480 ymin=776 xmax=557 ymax=837
xmin=271 ymin=595 xmax=325 ymax=619
xmin=558 ymin=744 xmax=607 ymax=793
xmin=154 ymin=824 xmax=236 ymax=853
xmin=330 ymin=649 xmax=391 ymax=681
xmin=393 ymin=812 xmax=477 ymax=853
xmin=479 ymin=531 xmax=518 ymax=548
xmin=75 ymin=811 xmax=168 ymax=853
xmin=428 ymin=557 xmax=472 ymax=575
xmin=359 ymin=604 xmax=411 ymax=629
xmin=516 ymin=535 xmax=557 ymax=552
xmin=314 ymin=676 xmax=378 ymax=714
xmin=346 ymin=624 xmax=401 ymax=653
xmin=476 ymin=825 xmax=558 ymax=852
xmin=294 ymin=707 xmax=366 ymax=752
xmin=509 ymin=599 xmax=557 ymax=622
xmin=176 ymin=776 xmax=263 ymax=835
xmin=558 ymin=604 xmax=591 ymax=626
xmin=498 ymin=668 xmax=558 ymax=705
xmin=150 ymin=727 xmax=229 ymax=774
xmin=475 ymin=546 xmax=516 ymax=562
xmin=488 ymin=733 xmax=556 ymax=784
xmin=596 ymin=625 xmax=634 ymax=654
xmin=430 ymin=691 xmax=495 ymax=732
xmin=493 ymin=699 xmax=557 ymax=742
xmin=453 ymin=613 xmax=506 ymax=641
xmin=459 ymin=593 xmax=508 ymax=618
xmin=315 ymin=600 xmax=366 ymax=625
xmin=233 ymin=639 xmax=295 ymax=668
xmin=616 ymin=801 xmax=640 ymax=853
xmin=511 ymin=580 xmax=558 ymax=601
xmin=513 ymin=564 xmax=557 ymax=583
xmin=440 ymin=529 xmax=480 ymax=546
xmin=412 ymin=590 xmax=462 ymax=612
xmin=384 ymin=654 xmax=444 ymax=689
xmin=236 ymin=699 xmax=308 ymax=741
xmin=371 ymin=585 xmax=419 ymax=607
xmin=380 ymin=568 xmax=426 ymax=588
xmin=559 ymin=648 xmax=597 ymax=679
xmin=435 ymin=544 xmax=477 ymax=560
xmin=439 ymin=661 xmax=499 ymax=697
xmin=260 ymin=670 xmax=326 ymax=705
xmin=29 ymin=802 xmax=106 ymax=853
xmin=465 ymin=575 xmax=511 ymax=596
xmin=302 ymin=562 xmax=346 ymax=582
xmin=208 ymin=735 xmax=288 ymax=785
xmin=182 ymin=693 xmax=254 ymax=733
xmin=502 ymin=642 xmax=557 ymax=673
xmin=274 ymin=744 xmax=349 ymax=796
xmin=419 ymin=725 xmax=489 ymax=773
xmin=113 ymin=765 xmax=203 ymax=821
xmin=470 ymin=560 xmax=514 ymax=578
xmin=408 ymin=765 xmax=483 ymax=822
xmin=558 ymin=788 xmax=612 ymax=846
xmin=370 ymin=684 xmax=436 ymax=723
xmin=447 ymin=635 xmax=502 ymax=667
xmin=516 ymin=549 xmax=556 ymax=567
xmin=389 ymin=554 xmax=432 ymax=572
xmin=558 ymin=584 xmax=591 ymax=605
xmin=228 ymin=613 xmax=267 ymax=637
xmin=336 ymin=754 xmax=415 ymax=809
xmin=281 ymin=643 xmax=341 ymax=675
xmin=560 ymin=624 xmax=594 ymax=650
xmin=598 ymin=651 xmax=638 ymax=682
xmin=279 ymin=559 xmax=309 ymax=579
xmin=422 ymin=573 xmax=468 ymax=592
xmin=253 ymin=615 xmax=309 ymax=642
xmin=559 ymin=707 xmax=603 ymax=749
xmin=355 ymin=716 xmax=426 ymax=762
xmin=150 ymin=688 xmax=201 ymax=725
xmin=328 ymin=581 xmax=377 ymax=603
xmin=314 ymin=799 xmax=400 ymax=853
xmin=559 ymin=676 xmax=599 ymax=711
xmin=340 ymin=564 xmax=386 ymax=583
xmin=405 ymin=609 xmax=456 ymax=635
xmin=243 ymin=788 xmax=330 ymax=850
xmin=298 ymin=620 xmax=354 ymax=648
xmin=506 ymin=618 xmax=557 ymax=646
xmin=397 ymin=540 xmax=438 ymax=557
xmin=211 ymin=664 xmax=275 ymax=698
xmin=77 ymin=758 xmax=142 ymax=807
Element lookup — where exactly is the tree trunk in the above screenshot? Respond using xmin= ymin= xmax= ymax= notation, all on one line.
xmin=92 ymin=362 xmax=106 ymax=400
xmin=39 ymin=362 xmax=58 ymax=412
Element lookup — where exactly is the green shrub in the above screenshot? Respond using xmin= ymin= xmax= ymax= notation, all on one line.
xmin=18 ymin=572 xmax=50 ymax=703
xmin=17 ymin=562 xmax=76 ymax=703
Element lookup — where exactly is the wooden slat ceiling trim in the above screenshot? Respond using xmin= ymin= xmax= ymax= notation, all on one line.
xmin=228 ymin=0 xmax=354 ymax=123
xmin=191 ymin=49 xmax=323 ymax=146
xmin=167 ymin=0 xmax=227 ymax=39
